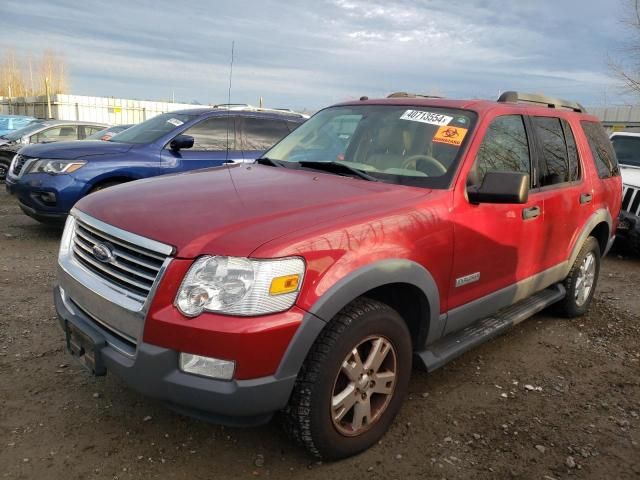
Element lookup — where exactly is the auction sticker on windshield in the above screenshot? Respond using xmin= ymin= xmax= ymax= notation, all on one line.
xmin=400 ymin=110 xmax=453 ymax=126
xmin=166 ymin=118 xmax=184 ymax=127
xmin=432 ymin=125 xmax=468 ymax=146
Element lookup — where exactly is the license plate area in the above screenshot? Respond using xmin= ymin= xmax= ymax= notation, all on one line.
xmin=65 ymin=321 xmax=107 ymax=376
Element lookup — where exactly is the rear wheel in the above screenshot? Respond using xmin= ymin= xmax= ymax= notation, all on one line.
xmin=283 ymin=298 xmax=412 ymax=459
xmin=557 ymin=236 xmax=601 ymax=317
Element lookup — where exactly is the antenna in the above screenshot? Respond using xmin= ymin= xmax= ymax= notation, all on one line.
xmin=225 ymin=41 xmax=235 ymax=164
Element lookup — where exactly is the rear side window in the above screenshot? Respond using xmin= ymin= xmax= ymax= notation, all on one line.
xmin=532 ymin=117 xmax=570 ymax=186
xmin=562 ymin=119 xmax=580 ymax=181
xmin=581 ymin=121 xmax=619 ymax=178
xmin=243 ymin=118 xmax=290 ymax=150
xmin=182 ymin=116 xmax=236 ymax=150
xmin=468 ymin=115 xmax=530 ymax=186
xmin=611 ymin=135 xmax=640 ymax=167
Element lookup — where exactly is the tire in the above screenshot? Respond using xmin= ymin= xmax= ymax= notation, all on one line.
xmin=283 ymin=297 xmax=412 ymax=460
xmin=0 ymin=159 xmax=9 ymax=183
xmin=556 ymin=236 xmax=601 ymax=317
xmin=89 ymin=181 xmax=123 ymax=194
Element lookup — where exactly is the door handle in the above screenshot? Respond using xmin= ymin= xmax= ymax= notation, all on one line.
xmin=580 ymin=193 xmax=593 ymax=204
xmin=522 ymin=205 xmax=541 ymax=220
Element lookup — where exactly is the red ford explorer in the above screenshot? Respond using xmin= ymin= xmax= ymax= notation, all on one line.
xmin=55 ymin=91 xmax=622 ymax=459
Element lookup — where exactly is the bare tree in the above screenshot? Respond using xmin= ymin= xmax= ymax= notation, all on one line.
xmin=0 ymin=49 xmax=27 ymax=97
xmin=0 ymin=48 xmax=69 ymax=98
xmin=610 ymin=0 xmax=640 ymax=95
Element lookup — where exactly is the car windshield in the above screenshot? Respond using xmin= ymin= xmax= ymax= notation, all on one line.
xmin=612 ymin=135 xmax=640 ymax=167
xmin=263 ymin=105 xmax=476 ymax=188
xmin=110 ymin=113 xmax=197 ymax=144
xmin=2 ymin=122 xmax=47 ymax=141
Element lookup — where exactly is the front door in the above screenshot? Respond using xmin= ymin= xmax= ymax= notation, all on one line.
xmin=446 ymin=113 xmax=546 ymax=334
xmin=161 ymin=116 xmax=243 ymax=172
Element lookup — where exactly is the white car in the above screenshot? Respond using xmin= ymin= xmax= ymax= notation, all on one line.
xmin=610 ymin=132 xmax=640 ymax=251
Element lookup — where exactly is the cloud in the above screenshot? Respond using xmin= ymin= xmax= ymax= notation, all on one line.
xmin=0 ymin=0 xmax=629 ymax=109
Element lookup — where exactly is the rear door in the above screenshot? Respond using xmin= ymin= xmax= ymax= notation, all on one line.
xmin=161 ymin=115 xmax=243 ymax=172
xmin=529 ymin=116 xmax=591 ymax=271
xmin=240 ymin=116 xmax=291 ymax=161
xmin=447 ymin=113 xmax=546 ymax=332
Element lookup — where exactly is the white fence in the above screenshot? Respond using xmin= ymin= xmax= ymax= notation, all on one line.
xmin=0 ymin=94 xmax=205 ymax=125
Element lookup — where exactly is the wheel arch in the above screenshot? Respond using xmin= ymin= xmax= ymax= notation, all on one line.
xmin=275 ymin=259 xmax=442 ymax=380
xmin=568 ymin=209 xmax=612 ymax=272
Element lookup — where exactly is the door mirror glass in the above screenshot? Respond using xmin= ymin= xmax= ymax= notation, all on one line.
xmin=467 ymin=171 xmax=529 ymax=204
xmin=170 ymin=134 xmax=195 ymax=151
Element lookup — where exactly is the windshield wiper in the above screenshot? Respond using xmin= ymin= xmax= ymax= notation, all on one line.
xmin=256 ymin=157 xmax=295 ymax=168
xmin=298 ymin=161 xmax=379 ymax=182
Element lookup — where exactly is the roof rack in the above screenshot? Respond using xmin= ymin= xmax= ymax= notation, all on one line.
xmin=212 ymin=103 xmax=309 ymax=118
xmin=497 ymin=91 xmax=586 ymax=113
xmin=387 ymin=92 xmax=443 ymax=99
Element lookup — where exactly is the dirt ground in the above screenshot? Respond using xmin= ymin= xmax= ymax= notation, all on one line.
xmin=0 ymin=189 xmax=639 ymax=480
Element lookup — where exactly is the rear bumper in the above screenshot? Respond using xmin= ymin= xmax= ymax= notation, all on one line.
xmin=54 ymin=285 xmax=298 ymax=426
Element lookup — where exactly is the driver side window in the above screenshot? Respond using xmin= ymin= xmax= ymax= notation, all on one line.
xmin=468 ymin=115 xmax=531 ymax=186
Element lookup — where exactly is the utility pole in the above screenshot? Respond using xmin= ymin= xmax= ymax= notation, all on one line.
xmin=8 ymin=85 xmax=12 ymax=115
xmin=45 ymin=77 xmax=52 ymax=119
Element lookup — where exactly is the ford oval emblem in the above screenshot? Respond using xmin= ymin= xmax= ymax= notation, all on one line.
xmin=91 ymin=243 xmax=114 ymax=263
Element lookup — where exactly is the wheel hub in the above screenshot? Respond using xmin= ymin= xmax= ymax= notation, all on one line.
xmin=575 ymin=251 xmax=596 ymax=307
xmin=331 ymin=335 xmax=397 ymax=437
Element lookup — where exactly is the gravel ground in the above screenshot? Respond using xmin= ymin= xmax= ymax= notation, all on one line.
xmin=1 ymin=189 xmax=639 ymax=480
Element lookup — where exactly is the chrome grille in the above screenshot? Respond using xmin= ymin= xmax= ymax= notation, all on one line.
xmin=11 ymin=154 xmax=28 ymax=176
xmin=622 ymin=184 xmax=640 ymax=216
xmin=71 ymin=218 xmax=168 ymax=299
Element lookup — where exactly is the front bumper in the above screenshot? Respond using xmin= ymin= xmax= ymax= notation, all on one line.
xmin=5 ymin=172 xmax=85 ymax=222
xmin=54 ymin=285 xmax=298 ymax=426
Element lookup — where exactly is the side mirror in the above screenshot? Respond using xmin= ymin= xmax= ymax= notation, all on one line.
xmin=169 ymin=134 xmax=194 ymax=151
xmin=467 ymin=171 xmax=529 ymax=204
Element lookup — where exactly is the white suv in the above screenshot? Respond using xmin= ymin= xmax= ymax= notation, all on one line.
xmin=610 ymin=132 xmax=640 ymax=252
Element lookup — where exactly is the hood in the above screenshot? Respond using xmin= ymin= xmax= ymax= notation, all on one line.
xmin=17 ymin=140 xmax=134 ymax=159
xmin=621 ymin=165 xmax=640 ymax=188
xmin=75 ymin=164 xmax=429 ymax=258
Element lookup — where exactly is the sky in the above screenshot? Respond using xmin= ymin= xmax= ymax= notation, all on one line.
xmin=0 ymin=0 xmax=635 ymax=111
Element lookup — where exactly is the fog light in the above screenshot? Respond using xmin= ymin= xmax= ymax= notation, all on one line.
xmin=179 ymin=353 xmax=235 ymax=380
xmin=39 ymin=192 xmax=57 ymax=204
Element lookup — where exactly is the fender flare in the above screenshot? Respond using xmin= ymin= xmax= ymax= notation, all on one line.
xmin=566 ymin=208 xmax=612 ymax=275
xmin=274 ymin=259 xmax=441 ymax=380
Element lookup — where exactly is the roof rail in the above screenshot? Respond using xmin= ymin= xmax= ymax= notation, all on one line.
xmin=212 ymin=103 xmax=309 ymax=118
xmin=387 ymin=92 xmax=443 ymax=99
xmin=497 ymin=91 xmax=586 ymax=113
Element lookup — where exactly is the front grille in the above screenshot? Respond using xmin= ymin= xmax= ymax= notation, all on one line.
xmin=622 ymin=184 xmax=640 ymax=216
xmin=11 ymin=154 xmax=28 ymax=176
xmin=71 ymin=218 xmax=168 ymax=299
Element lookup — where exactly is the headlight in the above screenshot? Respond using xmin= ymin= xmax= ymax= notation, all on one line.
xmin=175 ymin=256 xmax=305 ymax=317
xmin=28 ymin=159 xmax=87 ymax=175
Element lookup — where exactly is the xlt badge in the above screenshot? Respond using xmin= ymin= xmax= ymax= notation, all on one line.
xmin=455 ymin=272 xmax=480 ymax=287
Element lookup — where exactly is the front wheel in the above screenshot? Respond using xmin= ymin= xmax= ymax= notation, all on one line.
xmin=557 ymin=236 xmax=601 ymax=317
xmin=0 ymin=159 xmax=9 ymax=183
xmin=283 ymin=298 xmax=412 ymax=459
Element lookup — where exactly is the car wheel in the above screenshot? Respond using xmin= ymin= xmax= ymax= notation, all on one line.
xmin=0 ymin=159 xmax=9 ymax=183
xmin=89 ymin=181 xmax=124 ymax=194
xmin=557 ymin=236 xmax=601 ymax=317
xmin=283 ymin=297 xmax=412 ymax=460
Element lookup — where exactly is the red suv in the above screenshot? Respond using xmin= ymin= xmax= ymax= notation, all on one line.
xmin=55 ymin=92 xmax=621 ymax=459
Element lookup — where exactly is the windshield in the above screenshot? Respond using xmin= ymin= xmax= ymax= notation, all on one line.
xmin=263 ymin=105 xmax=476 ymax=188
xmin=85 ymin=125 xmax=131 ymax=140
xmin=2 ymin=122 xmax=46 ymax=141
xmin=110 ymin=113 xmax=197 ymax=144
xmin=612 ymin=135 xmax=640 ymax=167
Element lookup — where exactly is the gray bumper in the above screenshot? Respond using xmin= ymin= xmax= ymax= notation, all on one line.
xmin=54 ymin=286 xmax=297 ymax=427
